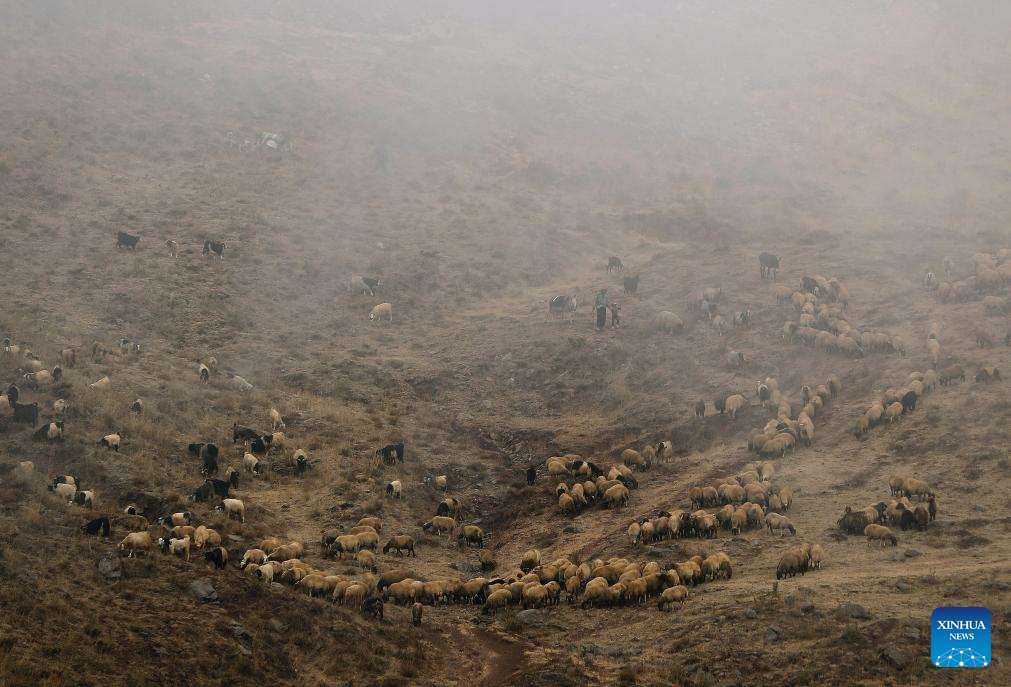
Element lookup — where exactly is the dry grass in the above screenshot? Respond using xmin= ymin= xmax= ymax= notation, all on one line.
xmin=1 ymin=4 xmax=1011 ymax=686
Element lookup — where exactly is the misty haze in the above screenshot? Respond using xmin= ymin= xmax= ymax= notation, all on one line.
xmin=0 ymin=2 xmax=1008 ymax=685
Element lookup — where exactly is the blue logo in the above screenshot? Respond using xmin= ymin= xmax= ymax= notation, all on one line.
xmin=931 ymin=607 xmax=990 ymax=667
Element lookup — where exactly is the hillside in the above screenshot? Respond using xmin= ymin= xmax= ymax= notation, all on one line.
xmin=1 ymin=3 xmax=1009 ymax=685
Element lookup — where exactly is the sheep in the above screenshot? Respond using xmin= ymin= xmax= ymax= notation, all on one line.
xmin=519 ymin=549 xmax=541 ymax=574
xmin=230 ymin=375 xmax=253 ymax=392
xmin=119 ymin=532 xmax=153 ymax=558
xmin=266 ymin=544 xmax=303 ymax=562
xmin=436 ymin=496 xmax=462 ymax=517
xmin=865 ymin=524 xmax=898 ymax=546
xmin=808 ymin=544 xmax=825 ymax=569
xmin=724 ymin=394 xmax=747 ymax=419
xmin=884 ymin=402 xmax=903 ymax=423
xmin=97 ymin=433 xmax=122 ymax=451
xmin=88 ymin=376 xmax=111 ymax=391
xmin=457 ymin=525 xmax=484 ymax=548
xmin=383 ymin=536 xmax=417 ymax=557
xmin=902 ymin=478 xmax=933 ymax=500
xmin=775 ymin=549 xmax=808 ymax=579
xmin=356 ymin=549 xmax=378 ymax=573
xmin=269 ymin=406 xmax=285 ymax=429
xmin=928 ymin=495 xmax=937 ymax=521
xmin=621 ymin=448 xmax=646 ymax=471
xmin=888 ymin=475 xmax=905 ymax=497
xmin=49 ymin=482 xmax=76 ymax=500
xmin=369 ymin=303 xmax=393 ymax=322
xmin=655 ymin=585 xmax=688 ymax=612
xmin=939 ymin=364 xmax=965 ymax=385
xmin=765 ymin=512 xmax=796 ymax=536
xmin=601 ymin=484 xmax=630 ymax=508
xmin=193 ymin=526 xmax=221 ymax=549
xmin=422 ymin=516 xmax=456 ymax=536
xmin=482 ymin=589 xmax=513 ymax=614
xmin=216 ymin=498 xmax=245 ymax=523
xmin=72 ymin=490 xmax=95 ymax=508
xmin=727 ymin=351 xmax=745 ymax=367
xmin=654 ymin=310 xmax=685 ymax=334
xmin=159 ymin=536 xmax=191 ymax=562
xmin=975 ymin=366 xmax=1001 ymax=383
xmin=385 ymin=480 xmax=402 ymax=498
xmin=434 ymin=475 xmax=448 ymax=492
xmin=711 ymin=314 xmax=727 ymax=335
xmin=242 ymin=452 xmax=260 ymax=476
xmin=82 ymin=517 xmax=111 ymax=538
xmin=240 ymin=549 xmax=267 ymax=569
xmin=358 ymin=516 xmax=383 ymax=533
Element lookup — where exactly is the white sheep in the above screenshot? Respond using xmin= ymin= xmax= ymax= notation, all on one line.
xmin=370 ymin=303 xmax=393 ymax=322
xmin=243 ymin=452 xmax=260 ymax=475
xmin=435 ymin=475 xmax=448 ymax=491
xmin=230 ymin=375 xmax=253 ymax=391
xmin=386 ymin=480 xmax=402 ymax=498
xmin=216 ymin=498 xmax=245 ymax=523
xmin=724 ymin=394 xmax=747 ymax=419
xmin=159 ymin=536 xmax=191 ymax=561
xmin=269 ymin=407 xmax=285 ymax=430
xmin=88 ymin=376 xmax=111 ymax=391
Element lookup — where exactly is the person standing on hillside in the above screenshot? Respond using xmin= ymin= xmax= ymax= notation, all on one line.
xmin=594 ymin=288 xmax=608 ymax=331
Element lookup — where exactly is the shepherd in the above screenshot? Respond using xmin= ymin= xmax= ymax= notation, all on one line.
xmin=594 ymin=288 xmax=608 ymax=332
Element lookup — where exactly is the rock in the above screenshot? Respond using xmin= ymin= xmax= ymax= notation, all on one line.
xmin=890 ymin=550 xmax=906 ymax=562
xmin=943 ymin=587 xmax=958 ymax=598
xmin=974 ymin=504 xmax=986 ymax=512
xmin=743 ymin=608 xmax=758 ymax=620
xmin=229 ymin=620 xmax=253 ymax=646
xmin=879 ymin=644 xmax=910 ymax=670
xmin=97 ymin=553 xmax=122 ymax=580
xmin=188 ymin=578 xmax=218 ymax=603
xmin=765 ymin=626 xmax=783 ymax=642
xmin=562 ymin=525 xmax=578 ymax=534
xmin=837 ymin=603 xmax=871 ymax=620
xmin=227 ymin=534 xmax=244 ymax=543
xmin=514 ymin=609 xmax=547 ymax=627
xmin=577 ymin=644 xmax=600 ymax=657
xmin=602 ymin=645 xmax=640 ymax=657
xmin=895 ymin=580 xmax=912 ymax=592
xmin=902 ymin=627 xmax=921 ymax=641
xmin=904 ymin=549 xmax=921 ymax=558
xmin=267 ymin=619 xmax=285 ymax=632
xmin=799 ymin=602 xmax=816 ymax=614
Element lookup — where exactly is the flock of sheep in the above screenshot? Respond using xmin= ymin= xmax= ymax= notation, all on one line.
xmin=1 ymin=240 xmax=1006 ymax=639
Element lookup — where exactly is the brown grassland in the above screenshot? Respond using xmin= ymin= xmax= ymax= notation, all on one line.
xmin=0 ymin=2 xmax=1009 ymax=686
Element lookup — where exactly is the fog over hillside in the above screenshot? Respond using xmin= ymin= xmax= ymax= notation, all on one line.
xmin=0 ymin=3 xmax=1008 ymax=686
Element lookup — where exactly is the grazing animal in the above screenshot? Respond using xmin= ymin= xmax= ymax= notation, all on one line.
xmin=376 ymin=442 xmax=405 ymax=465
xmin=623 ymin=274 xmax=640 ymax=296
xmin=203 ymin=239 xmax=225 ymax=258
xmin=694 ymin=399 xmax=706 ymax=417
xmin=130 ymin=398 xmax=143 ymax=414
xmin=607 ymin=256 xmax=624 ymax=273
xmin=166 ymin=239 xmax=178 ymax=257
xmin=116 ymin=231 xmax=140 ymax=249
xmin=386 ymin=480 xmax=402 ymax=498
xmin=82 ymin=517 xmax=110 ymax=538
xmin=216 ymin=498 xmax=245 ymax=523
xmin=232 ymin=423 xmax=260 ymax=443
xmin=206 ymin=479 xmax=231 ymax=499
xmin=98 ymin=433 xmax=122 ymax=451
xmin=200 ymin=443 xmax=220 ymax=476
xmin=759 ymin=252 xmax=780 ymax=280
xmin=204 ymin=547 xmax=229 ymax=569
xmin=526 ymin=466 xmax=536 ymax=485
xmin=548 ymin=295 xmax=577 ymax=322
xmin=198 ymin=363 xmax=210 ymax=382
xmin=369 ymin=302 xmax=393 ymax=322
